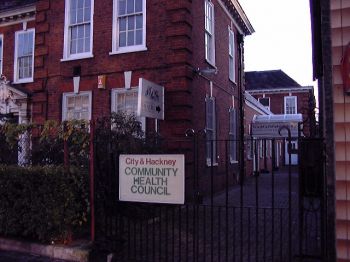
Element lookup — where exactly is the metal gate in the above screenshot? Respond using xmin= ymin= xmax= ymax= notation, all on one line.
xmin=92 ymin=124 xmax=327 ymax=261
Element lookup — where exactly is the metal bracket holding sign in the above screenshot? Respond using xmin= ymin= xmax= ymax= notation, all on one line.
xmin=119 ymin=154 xmax=185 ymax=204
xmin=137 ymin=78 xmax=164 ymax=120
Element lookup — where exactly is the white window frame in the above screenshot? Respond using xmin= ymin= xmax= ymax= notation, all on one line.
xmin=258 ymin=97 xmax=270 ymax=111
xmin=0 ymin=34 xmax=3 ymax=75
xmin=13 ymin=29 xmax=35 ymax=84
xmin=62 ymin=0 xmax=94 ymax=61
xmin=111 ymin=0 xmax=147 ymax=55
xmin=228 ymin=28 xmax=235 ymax=83
xmin=62 ymin=91 xmax=92 ymax=121
xmin=111 ymin=87 xmax=146 ymax=131
xmin=206 ymin=96 xmax=217 ymax=166
xmin=284 ymin=96 xmax=297 ymax=114
xmin=204 ymin=0 xmax=215 ymax=66
xmin=229 ymin=107 xmax=238 ymax=163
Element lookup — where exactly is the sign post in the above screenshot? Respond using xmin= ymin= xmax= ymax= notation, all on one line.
xmin=119 ymin=154 xmax=185 ymax=204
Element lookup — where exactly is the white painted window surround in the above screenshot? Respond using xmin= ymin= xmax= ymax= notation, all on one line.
xmin=111 ymin=0 xmax=147 ymax=55
xmin=284 ymin=96 xmax=297 ymax=114
xmin=62 ymin=91 xmax=92 ymax=121
xmin=229 ymin=29 xmax=235 ymax=83
xmin=205 ymin=0 xmax=215 ymax=66
xmin=111 ymin=87 xmax=146 ymax=131
xmin=14 ymin=29 xmax=35 ymax=84
xmin=62 ymin=0 xmax=94 ymax=61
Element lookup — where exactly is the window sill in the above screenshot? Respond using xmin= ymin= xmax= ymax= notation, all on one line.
xmin=230 ymin=160 xmax=238 ymax=164
xmin=13 ymin=78 xmax=33 ymax=84
xmin=110 ymin=46 xmax=148 ymax=55
xmin=229 ymin=78 xmax=237 ymax=85
xmin=206 ymin=161 xmax=218 ymax=167
xmin=61 ymin=54 xmax=94 ymax=62
xmin=205 ymin=59 xmax=216 ymax=68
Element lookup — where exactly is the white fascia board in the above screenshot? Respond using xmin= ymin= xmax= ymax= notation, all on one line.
xmin=247 ymin=86 xmax=313 ymax=95
xmin=218 ymin=0 xmax=254 ymax=36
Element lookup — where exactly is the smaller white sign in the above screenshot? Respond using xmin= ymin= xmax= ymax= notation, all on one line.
xmin=251 ymin=122 xmax=299 ymax=138
xmin=137 ymin=78 xmax=164 ymax=120
xmin=119 ymin=154 xmax=185 ymax=204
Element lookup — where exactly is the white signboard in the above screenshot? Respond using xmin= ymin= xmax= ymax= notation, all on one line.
xmin=119 ymin=154 xmax=185 ymax=204
xmin=137 ymin=78 xmax=164 ymax=120
xmin=251 ymin=122 xmax=299 ymax=138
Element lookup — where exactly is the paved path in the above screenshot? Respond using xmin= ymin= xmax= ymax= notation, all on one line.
xmin=0 ymin=250 xmax=71 ymax=262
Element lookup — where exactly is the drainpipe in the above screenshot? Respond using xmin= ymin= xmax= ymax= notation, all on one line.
xmin=237 ymin=34 xmax=245 ymax=184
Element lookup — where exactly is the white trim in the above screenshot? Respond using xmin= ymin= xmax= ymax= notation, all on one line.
xmin=0 ymin=5 xmax=36 ymax=20
xmin=62 ymin=0 xmax=94 ymax=60
xmin=245 ymin=91 xmax=272 ymax=115
xmin=284 ymin=96 xmax=297 ymax=114
xmin=13 ymin=28 xmax=35 ymax=84
xmin=228 ymin=28 xmax=236 ymax=83
xmin=111 ymin=87 xmax=146 ymax=131
xmin=112 ymin=0 xmax=147 ymax=54
xmin=62 ymin=91 xmax=92 ymax=121
xmin=246 ymin=86 xmax=313 ymax=95
xmin=0 ymin=34 xmax=3 ymax=75
xmin=204 ymin=0 xmax=216 ymax=66
xmin=217 ymin=0 xmax=254 ymax=35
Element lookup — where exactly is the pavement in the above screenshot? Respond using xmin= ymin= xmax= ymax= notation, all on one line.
xmin=0 ymin=250 xmax=71 ymax=261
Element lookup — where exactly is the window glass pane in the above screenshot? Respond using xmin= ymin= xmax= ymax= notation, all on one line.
xmin=135 ymin=0 xmax=142 ymax=12
xmin=77 ymin=7 xmax=84 ymax=23
xmin=135 ymin=29 xmax=142 ymax=45
xmin=119 ymin=32 xmax=127 ymax=47
xmin=78 ymin=26 xmax=84 ymax=38
xmin=127 ymin=31 xmax=134 ymax=46
xmin=119 ymin=0 xmax=126 ymax=15
xmin=120 ymin=17 xmax=127 ymax=31
xmin=127 ymin=0 xmax=134 ymax=14
xmin=77 ymin=38 xmax=84 ymax=53
xmin=77 ymin=0 xmax=84 ymax=9
xmin=84 ymin=5 xmax=91 ymax=22
xmin=136 ymin=14 xmax=143 ymax=29
xmin=128 ymin=16 xmax=135 ymax=30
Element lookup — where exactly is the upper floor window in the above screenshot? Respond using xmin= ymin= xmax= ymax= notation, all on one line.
xmin=62 ymin=92 xmax=92 ymax=121
xmin=229 ymin=29 xmax=235 ymax=82
xmin=284 ymin=96 xmax=297 ymax=114
xmin=14 ymin=29 xmax=35 ymax=83
xmin=111 ymin=0 xmax=147 ymax=54
xmin=63 ymin=0 xmax=94 ymax=60
xmin=206 ymin=95 xmax=217 ymax=165
xmin=205 ymin=0 xmax=215 ymax=65
xmin=0 ymin=35 xmax=3 ymax=75
xmin=111 ymin=88 xmax=145 ymax=130
xmin=258 ymin=97 xmax=270 ymax=111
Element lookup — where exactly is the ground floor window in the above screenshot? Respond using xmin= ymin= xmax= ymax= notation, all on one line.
xmin=62 ymin=92 xmax=92 ymax=121
xmin=111 ymin=88 xmax=145 ymax=131
xmin=205 ymin=96 xmax=216 ymax=165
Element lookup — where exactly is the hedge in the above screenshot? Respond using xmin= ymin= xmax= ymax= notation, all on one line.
xmin=0 ymin=165 xmax=89 ymax=243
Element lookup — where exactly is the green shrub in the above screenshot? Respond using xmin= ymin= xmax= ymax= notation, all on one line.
xmin=0 ymin=165 xmax=89 ymax=243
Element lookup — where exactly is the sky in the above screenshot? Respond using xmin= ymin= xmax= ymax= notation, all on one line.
xmin=238 ymin=0 xmax=316 ymax=89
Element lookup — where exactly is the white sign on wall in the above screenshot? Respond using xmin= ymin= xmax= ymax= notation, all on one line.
xmin=137 ymin=78 xmax=164 ymax=120
xmin=251 ymin=122 xmax=299 ymax=138
xmin=119 ymin=154 xmax=185 ymax=204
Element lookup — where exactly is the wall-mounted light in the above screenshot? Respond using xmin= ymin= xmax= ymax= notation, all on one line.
xmin=73 ymin=66 xmax=81 ymax=94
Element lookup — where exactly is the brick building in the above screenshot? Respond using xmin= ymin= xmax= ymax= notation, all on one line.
xmin=245 ymin=69 xmax=316 ymax=165
xmin=0 ymin=0 xmax=254 ymax=194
